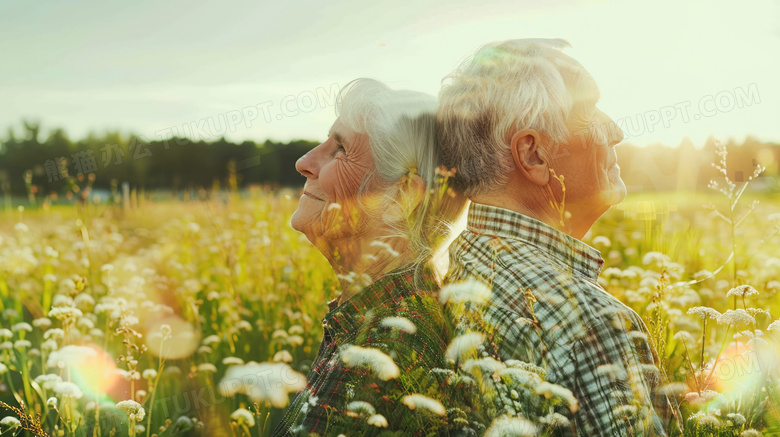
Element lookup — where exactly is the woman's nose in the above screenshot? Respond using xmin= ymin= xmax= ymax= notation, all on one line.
xmin=295 ymin=148 xmax=319 ymax=179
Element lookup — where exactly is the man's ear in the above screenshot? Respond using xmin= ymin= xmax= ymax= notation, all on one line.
xmin=510 ymin=129 xmax=550 ymax=186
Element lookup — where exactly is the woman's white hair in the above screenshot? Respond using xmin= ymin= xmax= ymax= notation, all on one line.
xmin=336 ymin=78 xmax=467 ymax=283
xmin=437 ymin=38 xmax=580 ymax=196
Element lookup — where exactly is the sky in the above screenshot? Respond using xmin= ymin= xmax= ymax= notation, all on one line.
xmin=1 ymin=0 xmax=778 ymax=147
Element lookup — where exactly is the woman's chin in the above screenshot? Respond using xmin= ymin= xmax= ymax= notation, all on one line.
xmin=289 ymin=209 xmax=309 ymax=234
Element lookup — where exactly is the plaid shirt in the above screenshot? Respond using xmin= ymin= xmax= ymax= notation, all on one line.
xmin=446 ymin=203 xmax=681 ymax=436
xmin=272 ymin=267 xmax=450 ymax=436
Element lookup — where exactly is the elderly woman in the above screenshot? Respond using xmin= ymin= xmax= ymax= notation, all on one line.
xmin=272 ymin=79 xmax=467 ymax=436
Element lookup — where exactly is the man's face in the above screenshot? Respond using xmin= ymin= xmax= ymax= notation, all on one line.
xmin=552 ymin=66 xmax=626 ymax=218
xmin=290 ymin=118 xmax=375 ymax=243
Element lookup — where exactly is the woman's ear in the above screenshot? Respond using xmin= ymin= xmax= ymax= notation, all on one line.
xmin=510 ymin=129 xmax=550 ymax=186
xmin=399 ymin=173 xmax=426 ymax=214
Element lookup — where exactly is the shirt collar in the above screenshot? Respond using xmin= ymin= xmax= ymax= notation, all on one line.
xmin=322 ymin=265 xmax=436 ymax=335
xmin=466 ymin=202 xmax=604 ymax=281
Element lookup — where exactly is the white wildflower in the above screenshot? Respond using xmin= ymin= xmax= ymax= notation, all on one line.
xmin=612 ymin=404 xmax=638 ymax=418
xmin=439 ymin=279 xmax=492 ymax=305
xmin=34 ymin=374 xmax=62 ymax=390
xmin=346 ymin=401 xmax=376 ymax=416
xmin=222 ymin=357 xmax=245 ymax=366
xmin=402 ymin=394 xmax=446 ymax=416
xmin=463 ymin=357 xmax=506 ymax=375
xmin=0 ymin=417 xmax=21 ymax=434
xmin=272 ymin=350 xmax=293 ymax=363
xmin=768 ymin=320 xmax=780 ymax=332
xmin=673 ymin=331 xmax=696 ymax=343
xmin=379 ymin=316 xmax=417 ymax=334
xmin=717 ymin=309 xmax=756 ymax=328
xmin=0 ymin=363 xmax=7 ymax=375
xmin=535 ymin=382 xmax=579 ymax=413
xmin=596 ymin=363 xmax=628 ymax=380
xmin=234 ymin=320 xmax=252 ymax=331
xmin=726 ymin=413 xmax=746 ymax=426
xmin=271 ymin=330 xmax=288 ymax=339
xmin=44 ymin=328 xmax=65 ymax=340
xmin=658 ymin=382 xmax=691 ymax=396
xmin=14 ymin=340 xmax=31 ymax=350
xmin=366 ymin=414 xmax=388 ymax=428
xmin=202 ymin=335 xmax=221 ymax=345
xmin=683 ymin=390 xmax=723 ymax=405
xmin=727 ymin=285 xmax=759 ymax=298
xmin=11 ymin=322 xmax=32 ymax=332
xmin=47 ymin=345 xmax=97 ymax=369
xmin=697 ymin=414 xmax=721 ymax=428
xmin=498 ymin=367 xmax=543 ymax=387
xmin=485 ymin=415 xmax=538 ymax=437
xmin=741 ymin=429 xmax=763 ymax=437
xmin=116 ymin=399 xmax=146 ymax=422
xmin=77 ymin=317 xmax=94 ymax=330
xmin=446 ymin=332 xmax=485 ymax=363
xmin=74 ymin=293 xmax=96 ymax=309
xmin=642 ymin=252 xmax=670 ymax=266
xmin=197 ymin=363 xmax=217 ymax=373
xmin=539 ymin=412 xmax=570 ymax=428
xmin=48 ymin=306 xmax=83 ymax=323
xmin=142 ymin=369 xmax=158 ymax=380
xmin=218 ymin=362 xmax=306 ymax=408
xmin=32 ymin=318 xmax=52 ymax=329
xmin=339 ymin=345 xmax=399 ymax=381
xmin=230 ymin=408 xmax=255 ymax=427
xmin=53 ymin=381 xmax=83 ymax=399
xmin=0 ymin=329 xmax=12 ymax=339
xmin=687 ymin=307 xmax=721 ymax=320
xmin=115 ymin=369 xmax=141 ymax=381
xmin=286 ymin=335 xmax=304 ymax=347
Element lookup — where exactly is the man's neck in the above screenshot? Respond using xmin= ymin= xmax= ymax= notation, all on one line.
xmin=469 ymin=193 xmax=593 ymax=240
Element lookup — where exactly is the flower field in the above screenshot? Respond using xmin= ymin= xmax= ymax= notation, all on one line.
xmin=1 ymin=175 xmax=779 ymax=436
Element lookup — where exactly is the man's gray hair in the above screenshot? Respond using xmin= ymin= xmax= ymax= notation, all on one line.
xmin=336 ymin=78 xmax=467 ymax=281
xmin=437 ymin=38 xmax=577 ymax=196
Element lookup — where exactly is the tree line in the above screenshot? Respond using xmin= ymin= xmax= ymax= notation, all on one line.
xmin=0 ymin=121 xmax=777 ymax=202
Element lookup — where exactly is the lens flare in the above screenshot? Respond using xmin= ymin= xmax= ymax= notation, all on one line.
xmin=54 ymin=343 xmax=120 ymax=399
xmin=704 ymin=340 xmax=774 ymax=399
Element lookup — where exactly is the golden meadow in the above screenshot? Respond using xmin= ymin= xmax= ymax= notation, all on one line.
xmin=0 ymin=152 xmax=779 ymax=437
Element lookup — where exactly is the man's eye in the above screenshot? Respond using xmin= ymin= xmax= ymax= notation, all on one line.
xmin=336 ymin=144 xmax=346 ymax=153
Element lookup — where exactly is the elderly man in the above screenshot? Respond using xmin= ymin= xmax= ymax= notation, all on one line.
xmin=437 ymin=39 xmax=681 ymax=436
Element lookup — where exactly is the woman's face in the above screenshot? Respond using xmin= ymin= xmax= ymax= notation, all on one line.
xmin=290 ymin=118 xmax=376 ymax=246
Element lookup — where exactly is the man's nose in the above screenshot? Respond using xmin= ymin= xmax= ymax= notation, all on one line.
xmin=600 ymin=111 xmax=624 ymax=147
